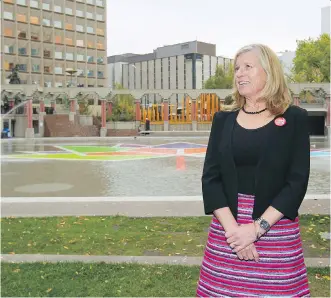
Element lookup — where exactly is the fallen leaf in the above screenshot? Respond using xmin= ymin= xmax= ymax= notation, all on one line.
xmin=63 ymin=246 xmax=69 ymax=250
xmin=13 ymin=268 xmax=20 ymax=273
xmin=310 ymin=244 xmax=316 ymax=249
xmin=46 ymin=288 xmax=52 ymax=293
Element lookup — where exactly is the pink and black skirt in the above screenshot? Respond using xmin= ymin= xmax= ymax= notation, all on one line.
xmin=197 ymin=193 xmax=310 ymax=297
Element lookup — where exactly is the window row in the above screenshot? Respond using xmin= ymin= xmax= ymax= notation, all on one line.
xmin=5 ymin=0 xmax=104 ymax=8
xmin=3 ymin=62 xmax=105 ymax=78
xmin=4 ymin=13 xmax=104 ymax=34
xmin=4 ymin=46 xmax=105 ymax=64
xmin=3 ymin=30 xmax=105 ymax=50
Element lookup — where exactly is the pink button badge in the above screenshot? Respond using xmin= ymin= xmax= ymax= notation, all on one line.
xmin=274 ymin=117 xmax=286 ymax=127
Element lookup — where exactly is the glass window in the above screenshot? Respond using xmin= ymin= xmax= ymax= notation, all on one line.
xmin=4 ymin=11 xmax=13 ymax=20
xmin=76 ymin=10 xmax=84 ymax=17
xmin=97 ymin=42 xmax=104 ymax=50
xmin=76 ymin=24 xmax=84 ymax=32
xmin=96 ymin=14 xmax=103 ymax=21
xmin=4 ymin=61 xmax=15 ymax=71
xmin=44 ymin=81 xmax=52 ymax=87
xmin=17 ymin=14 xmax=27 ymax=22
xmin=87 ymin=56 xmax=94 ymax=63
xmin=77 ymin=69 xmax=84 ymax=76
xmin=86 ymin=0 xmax=94 ymax=4
xmin=17 ymin=31 xmax=26 ymax=39
xmin=44 ymin=50 xmax=51 ymax=58
xmin=42 ymin=18 xmax=51 ymax=26
xmin=30 ymin=0 xmax=38 ymax=8
xmin=54 ymin=5 xmax=62 ymax=13
xmin=87 ymin=70 xmax=94 ymax=77
xmin=54 ymin=21 xmax=62 ymax=28
xmin=42 ymin=2 xmax=50 ymax=10
xmin=55 ymin=36 xmax=62 ymax=44
xmin=96 ymin=0 xmax=103 ymax=6
xmin=55 ymin=82 xmax=63 ymax=87
xmin=65 ymin=7 xmax=73 ymax=15
xmin=87 ymin=26 xmax=94 ymax=34
xmin=31 ymin=31 xmax=39 ymax=40
xmin=18 ymin=47 xmax=27 ymax=55
xmin=66 ymin=23 xmax=73 ymax=30
xmin=55 ymin=52 xmax=63 ymax=59
xmin=31 ymin=48 xmax=39 ymax=56
xmin=76 ymin=39 xmax=84 ymax=47
xmin=54 ymin=67 xmax=63 ymax=74
xmin=65 ymin=37 xmax=73 ymax=45
xmin=97 ymin=57 xmax=104 ymax=64
xmin=97 ymin=71 xmax=103 ymax=78
xmin=66 ymin=53 xmax=74 ymax=60
xmin=86 ymin=12 xmax=93 ymax=19
xmin=32 ymin=64 xmax=40 ymax=72
xmin=4 ymin=28 xmax=13 ymax=37
xmin=44 ymin=66 xmax=51 ymax=73
xmin=77 ymin=54 xmax=84 ymax=61
xmin=4 ymin=45 xmax=14 ymax=54
xmin=96 ymin=28 xmax=104 ymax=36
xmin=16 ymin=0 xmax=26 ymax=5
xmin=30 ymin=16 xmax=39 ymax=24
xmin=87 ymin=41 xmax=94 ymax=48
xmin=17 ymin=64 xmax=27 ymax=72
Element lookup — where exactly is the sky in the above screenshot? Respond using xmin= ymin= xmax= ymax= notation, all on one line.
xmin=107 ymin=0 xmax=330 ymax=58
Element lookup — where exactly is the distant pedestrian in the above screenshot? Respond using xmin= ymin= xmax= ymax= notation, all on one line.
xmin=145 ymin=117 xmax=150 ymax=131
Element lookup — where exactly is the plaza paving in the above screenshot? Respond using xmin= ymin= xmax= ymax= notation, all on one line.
xmin=1 ymin=137 xmax=330 ymax=198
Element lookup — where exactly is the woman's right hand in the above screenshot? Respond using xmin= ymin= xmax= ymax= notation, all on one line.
xmin=236 ymin=243 xmax=259 ymax=262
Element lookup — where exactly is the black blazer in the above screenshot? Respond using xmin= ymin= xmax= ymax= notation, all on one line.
xmin=202 ymin=105 xmax=310 ymax=221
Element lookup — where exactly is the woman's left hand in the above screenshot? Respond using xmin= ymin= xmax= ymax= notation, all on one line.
xmin=225 ymin=223 xmax=256 ymax=253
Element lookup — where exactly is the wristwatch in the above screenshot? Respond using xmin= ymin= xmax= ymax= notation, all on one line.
xmin=255 ymin=217 xmax=271 ymax=232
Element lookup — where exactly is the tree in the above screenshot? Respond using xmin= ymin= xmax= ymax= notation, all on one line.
xmin=109 ymin=83 xmax=135 ymax=121
xmin=291 ymin=34 xmax=330 ymax=83
xmin=204 ymin=64 xmax=234 ymax=89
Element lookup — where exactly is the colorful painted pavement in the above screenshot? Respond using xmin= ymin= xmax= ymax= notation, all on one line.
xmin=2 ymin=142 xmax=330 ymax=162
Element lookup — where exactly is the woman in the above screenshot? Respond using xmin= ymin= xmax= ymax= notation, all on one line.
xmin=196 ymin=44 xmax=310 ymax=297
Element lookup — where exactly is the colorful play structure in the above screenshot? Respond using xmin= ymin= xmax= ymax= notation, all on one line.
xmin=141 ymin=94 xmax=220 ymax=124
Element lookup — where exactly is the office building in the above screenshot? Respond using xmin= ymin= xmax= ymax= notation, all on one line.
xmin=321 ymin=6 xmax=330 ymax=34
xmin=107 ymin=41 xmax=233 ymax=103
xmin=1 ymin=0 xmax=107 ymax=87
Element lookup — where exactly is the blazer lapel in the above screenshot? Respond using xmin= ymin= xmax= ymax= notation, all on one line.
xmin=220 ymin=111 xmax=238 ymax=204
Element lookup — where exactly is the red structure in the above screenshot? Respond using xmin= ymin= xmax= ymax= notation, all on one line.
xmin=27 ymin=99 xmax=33 ymax=129
xmin=107 ymin=102 xmax=112 ymax=117
xmin=101 ymin=100 xmax=106 ymax=128
xmin=135 ymin=100 xmax=141 ymax=121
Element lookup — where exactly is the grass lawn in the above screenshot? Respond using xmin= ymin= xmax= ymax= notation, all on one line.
xmin=1 ymin=263 xmax=330 ymax=297
xmin=1 ymin=215 xmax=329 ymax=257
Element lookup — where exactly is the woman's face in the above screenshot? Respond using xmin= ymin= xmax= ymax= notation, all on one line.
xmin=235 ymin=50 xmax=267 ymax=100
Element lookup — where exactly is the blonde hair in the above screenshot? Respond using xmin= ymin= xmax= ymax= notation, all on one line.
xmin=223 ymin=44 xmax=292 ymax=115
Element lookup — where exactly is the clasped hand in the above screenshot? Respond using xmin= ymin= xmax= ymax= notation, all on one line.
xmin=225 ymin=223 xmax=259 ymax=262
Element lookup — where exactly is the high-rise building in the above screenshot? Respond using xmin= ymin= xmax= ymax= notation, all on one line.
xmin=321 ymin=6 xmax=330 ymax=35
xmin=1 ymin=0 xmax=107 ymax=87
xmin=107 ymin=41 xmax=233 ymax=103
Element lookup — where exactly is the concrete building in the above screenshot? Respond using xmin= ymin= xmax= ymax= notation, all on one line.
xmin=107 ymin=41 xmax=233 ymax=103
xmin=1 ymin=0 xmax=107 ymax=88
xmin=321 ymin=6 xmax=330 ymax=34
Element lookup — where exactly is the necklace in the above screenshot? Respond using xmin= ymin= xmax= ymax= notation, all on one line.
xmin=242 ymin=106 xmax=267 ymax=115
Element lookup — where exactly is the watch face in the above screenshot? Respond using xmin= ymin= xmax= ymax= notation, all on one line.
xmin=260 ymin=219 xmax=270 ymax=230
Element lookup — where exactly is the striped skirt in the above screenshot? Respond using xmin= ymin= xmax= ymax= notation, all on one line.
xmin=196 ymin=193 xmax=310 ymax=297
